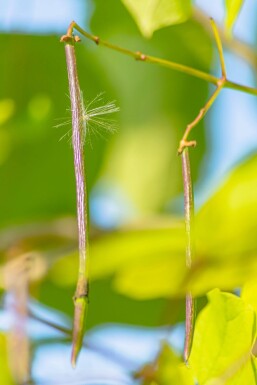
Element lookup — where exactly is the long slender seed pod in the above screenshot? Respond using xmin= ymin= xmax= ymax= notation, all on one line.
xmin=181 ymin=148 xmax=196 ymax=363
xmin=61 ymin=35 xmax=89 ymax=368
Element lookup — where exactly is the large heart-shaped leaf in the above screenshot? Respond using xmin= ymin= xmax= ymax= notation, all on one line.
xmin=190 ymin=289 xmax=257 ymax=385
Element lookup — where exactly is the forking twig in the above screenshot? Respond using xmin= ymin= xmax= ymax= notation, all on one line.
xmin=178 ymin=18 xmax=227 ymax=154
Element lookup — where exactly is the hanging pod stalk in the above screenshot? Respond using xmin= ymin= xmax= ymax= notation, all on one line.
xmin=61 ymin=34 xmax=89 ymax=368
xmin=181 ymin=148 xmax=196 ymax=363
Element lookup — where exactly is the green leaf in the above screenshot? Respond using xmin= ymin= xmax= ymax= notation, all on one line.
xmin=88 ymin=154 xmax=257 ymax=299
xmin=241 ymin=280 xmax=257 ymax=316
xmin=48 ymin=218 xmax=187 ymax=299
xmin=224 ymin=0 xmax=245 ymax=33
xmin=190 ymin=289 xmax=256 ymax=385
xmin=156 ymin=343 xmax=194 ymax=385
xmin=187 ymin=154 xmax=257 ymax=296
xmin=196 ymin=154 xmax=257 ymax=261
xmin=26 ymin=152 xmax=257 ymax=300
xmin=90 ymin=219 xmax=186 ymax=299
xmin=135 ymin=343 xmax=194 ymax=384
xmin=120 ymin=0 xmax=192 ymax=37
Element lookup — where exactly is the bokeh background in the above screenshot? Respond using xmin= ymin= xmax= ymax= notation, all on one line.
xmin=1 ymin=0 xmax=257 ymax=384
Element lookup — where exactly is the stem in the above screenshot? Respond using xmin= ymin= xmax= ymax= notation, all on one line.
xmin=181 ymin=149 xmax=196 ymax=363
xmin=210 ymin=18 xmax=226 ymax=77
xmin=177 ymin=17 xmax=257 ymax=153
xmin=224 ymin=79 xmax=257 ymax=96
xmin=71 ymin=21 xmax=218 ymax=85
xmin=178 ymin=84 xmax=223 ymax=154
xmin=65 ymin=21 xmax=257 ymax=97
xmin=61 ymin=36 xmax=89 ymax=368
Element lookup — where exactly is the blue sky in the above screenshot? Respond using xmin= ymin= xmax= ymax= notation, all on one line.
xmin=0 ymin=0 xmax=89 ymax=33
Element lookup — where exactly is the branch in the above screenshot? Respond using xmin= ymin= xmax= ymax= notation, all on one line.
xmin=64 ymin=21 xmax=257 ymax=97
xmin=178 ymin=18 xmax=226 ymax=154
xmin=68 ymin=21 xmax=218 ymax=85
xmin=60 ymin=33 xmax=89 ymax=368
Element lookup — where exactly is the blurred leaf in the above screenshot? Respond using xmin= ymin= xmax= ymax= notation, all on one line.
xmin=190 ymin=289 xmax=256 ymax=385
xmin=156 ymin=343 xmax=194 ymax=385
xmin=120 ymin=0 xmax=192 ymax=37
xmin=241 ymin=280 xmax=257 ymax=316
xmin=90 ymin=0 xmax=211 ymax=213
xmin=196 ymin=154 xmax=257 ymax=259
xmin=40 ymin=277 xmax=170 ymax=329
xmin=90 ymin=153 xmax=257 ymax=298
xmin=8 ymin=152 xmax=257 ymax=301
xmin=49 ymin=218 xmax=187 ymax=299
xmin=0 ymin=34 xmax=115 ymax=227
xmin=47 ymin=149 xmax=257 ymax=299
xmin=224 ymin=0 xmax=245 ymax=33
xmin=0 ymin=99 xmax=15 ymax=126
xmin=0 ymin=333 xmax=15 ymax=385
xmin=135 ymin=343 xmax=194 ymax=384
xmin=0 ymin=218 xmax=77 ymax=289
xmin=102 ymin=123 xmax=179 ymax=213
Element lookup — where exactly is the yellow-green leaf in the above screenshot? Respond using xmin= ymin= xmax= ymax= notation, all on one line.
xmin=135 ymin=343 xmax=194 ymax=384
xmin=91 ymin=220 xmax=186 ymax=299
xmin=196 ymin=154 xmax=257 ymax=260
xmin=190 ymin=289 xmax=256 ymax=385
xmin=120 ymin=0 xmax=192 ymax=37
xmin=49 ymin=219 xmax=187 ymax=298
xmin=241 ymin=279 xmax=257 ymax=316
xmin=224 ymin=0 xmax=245 ymax=33
xmin=156 ymin=343 xmax=194 ymax=385
xmin=48 ymin=154 xmax=257 ymax=299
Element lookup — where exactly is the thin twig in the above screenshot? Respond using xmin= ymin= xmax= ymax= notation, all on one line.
xmin=210 ymin=18 xmax=226 ymax=77
xmin=61 ymin=33 xmax=89 ymax=367
xmin=178 ymin=84 xmax=223 ymax=154
xmin=181 ymin=149 xmax=195 ymax=363
xmin=178 ymin=18 xmax=226 ymax=154
xmin=193 ymin=7 xmax=257 ymax=69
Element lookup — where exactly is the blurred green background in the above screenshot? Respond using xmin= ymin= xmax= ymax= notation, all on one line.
xmin=0 ymin=0 xmax=212 ymax=324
